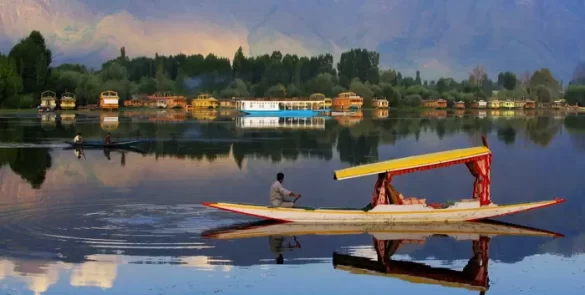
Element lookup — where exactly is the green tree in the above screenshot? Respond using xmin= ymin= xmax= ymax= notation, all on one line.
xmin=8 ymin=31 xmax=52 ymax=97
xmin=565 ymin=85 xmax=585 ymax=106
xmin=530 ymin=68 xmax=560 ymax=95
xmin=265 ymin=84 xmax=287 ymax=98
xmin=414 ymin=70 xmax=422 ymax=85
xmin=535 ymin=85 xmax=553 ymax=103
xmin=0 ymin=55 xmax=24 ymax=106
xmin=497 ymin=71 xmax=517 ymax=91
xmin=349 ymin=78 xmax=374 ymax=101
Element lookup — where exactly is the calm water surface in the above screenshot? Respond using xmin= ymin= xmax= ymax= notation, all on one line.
xmin=0 ymin=109 xmax=584 ymax=295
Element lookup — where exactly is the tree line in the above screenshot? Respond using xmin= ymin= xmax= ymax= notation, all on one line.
xmin=2 ymin=30 xmax=585 ymax=109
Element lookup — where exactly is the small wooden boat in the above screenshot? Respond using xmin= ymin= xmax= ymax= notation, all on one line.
xmin=203 ymin=137 xmax=565 ymax=223
xmin=64 ymin=140 xmax=142 ymax=148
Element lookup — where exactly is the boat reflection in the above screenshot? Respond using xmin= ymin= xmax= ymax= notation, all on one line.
xmin=236 ymin=116 xmax=327 ymax=129
xmin=202 ymin=220 xmax=563 ymax=270
xmin=333 ymin=236 xmax=491 ymax=293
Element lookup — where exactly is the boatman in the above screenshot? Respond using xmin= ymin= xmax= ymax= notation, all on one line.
xmin=270 ymin=172 xmax=301 ymax=207
xmin=104 ymin=132 xmax=112 ymax=145
xmin=73 ymin=132 xmax=83 ymax=144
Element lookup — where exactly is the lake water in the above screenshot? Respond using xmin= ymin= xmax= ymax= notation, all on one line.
xmin=0 ymin=109 xmax=584 ymax=295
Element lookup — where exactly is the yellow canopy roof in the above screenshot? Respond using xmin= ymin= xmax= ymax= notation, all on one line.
xmin=333 ymin=146 xmax=491 ymax=180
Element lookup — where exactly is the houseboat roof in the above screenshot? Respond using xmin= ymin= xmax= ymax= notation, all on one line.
xmin=333 ymin=145 xmax=491 ymax=180
xmin=239 ymin=98 xmax=325 ymax=102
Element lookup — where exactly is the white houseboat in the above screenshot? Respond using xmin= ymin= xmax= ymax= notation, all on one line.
xmin=236 ymin=99 xmax=325 ymax=116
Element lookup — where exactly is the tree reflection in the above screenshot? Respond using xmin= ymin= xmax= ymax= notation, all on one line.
xmin=526 ymin=117 xmax=562 ymax=147
xmin=0 ymin=111 xmax=578 ymax=189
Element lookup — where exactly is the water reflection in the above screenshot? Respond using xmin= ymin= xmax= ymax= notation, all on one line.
xmin=0 ymin=109 xmax=584 ymax=294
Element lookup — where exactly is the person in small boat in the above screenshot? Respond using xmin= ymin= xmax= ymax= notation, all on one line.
xmin=270 ymin=172 xmax=301 ymax=207
xmin=368 ymin=173 xmax=426 ymax=208
xmin=73 ymin=132 xmax=83 ymax=144
xmin=104 ymin=132 xmax=112 ymax=145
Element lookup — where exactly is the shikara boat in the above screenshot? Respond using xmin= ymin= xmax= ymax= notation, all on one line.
xmin=64 ymin=140 xmax=142 ymax=148
xmin=201 ymin=219 xmax=563 ymax=240
xmin=202 ymin=137 xmax=565 ymax=223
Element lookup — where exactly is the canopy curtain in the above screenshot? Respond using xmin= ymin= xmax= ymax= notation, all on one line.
xmin=465 ymin=155 xmax=492 ymax=206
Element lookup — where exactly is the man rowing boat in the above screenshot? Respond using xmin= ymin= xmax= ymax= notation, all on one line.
xmin=73 ymin=132 xmax=83 ymax=144
xmin=270 ymin=172 xmax=301 ymax=207
xmin=104 ymin=132 xmax=112 ymax=145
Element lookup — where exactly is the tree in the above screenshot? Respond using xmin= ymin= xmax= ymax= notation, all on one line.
xmin=497 ymin=71 xmax=517 ymax=91
xmin=349 ymin=78 xmax=374 ymax=101
xmin=0 ymin=55 xmax=24 ymax=106
xmin=535 ymin=85 xmax=553 ymax=103
xmin=530 ymin=68 xmax=560 ymax=95
xmin=414 ymin=70 xmax=422 ymax=85
xmin=8 ymin=31 xmax=52 ymax=96
xmin=470 ymin=65 xmax=486 ymax=87
xmin=565 ymin=85 xmax=585 ymax=106
xmin=265 ymin=84 xmax=286 ymax=98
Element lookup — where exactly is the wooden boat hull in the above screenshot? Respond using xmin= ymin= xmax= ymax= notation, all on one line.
xmin=202 ymin=198 xmax=565 ymax=223
xmin=64 ymin=140 xmax=142 ymax=148
xmin=201 ymin=219 xmax=563 ymax=240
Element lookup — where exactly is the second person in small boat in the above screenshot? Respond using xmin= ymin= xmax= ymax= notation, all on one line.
xmin=104 ymin=132 xmax=112 ymax=145
xmin=270 ymin=172 xmax=301 ymax=207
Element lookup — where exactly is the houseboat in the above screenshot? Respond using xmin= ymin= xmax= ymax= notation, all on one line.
xmin=436 ymin=99 xmax=447 ymax=108
xmin=60 ymin=92 xmax=76 ymax=110
xmin=219 ymin=98 xmax=237 ymax=109
xmin=552 ymin=99 xmax=567 ymax=109
xmin=147 ymin=91 xmax=188 ymax=109
xmin=422 ymin=99 xmax=448 ymax=109
xmin=372 ymin=97 xmax=389 ymax=108
xmin=124 ymin=96 xmax=145 ymax=108
xmin=502 ymin=100 xmax=515 ymax=109
xmin=514 ymin=100 xmax=526 ymax=109
xmin=488 ymin=99 xmax=500 ymax=109
xmin=236 ymin=98 xmax=325 ymax=116
xmin=235 ymin=116 xmax=326 ymax=130
xmin=192 ymin=93 xmax=219 ymax=109
xmin=100 ymin=112 xmax=119 ymax=131
xmin=310 ymin=93 xmax=330 ymax=110
xmin=455 ymin=101 xmax=465 ymax=109
xmin=99 ymin=90 xmax=120 ymax=110
xmin=471 ymin=100 xmax=487 ymax=109
xmin=524 ymin=100 xmax=536 ymax=109
xmin=332 ymin=92 xmax=363 ymax=110
xmin=421 ymin=99 xmax=438 ymax=108
xmin=40 ymin=91 xmax=57 ymax=110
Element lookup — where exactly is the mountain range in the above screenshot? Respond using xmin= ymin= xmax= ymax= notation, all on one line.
xmin=1 ymin=0 xmax=585 ymax=81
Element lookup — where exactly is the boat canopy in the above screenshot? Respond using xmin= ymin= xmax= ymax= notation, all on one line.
xmin=333 ymin=137 xmax=493 ymax=205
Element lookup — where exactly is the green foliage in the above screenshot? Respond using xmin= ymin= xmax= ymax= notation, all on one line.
xmin=0 ymin=55 xmax=24 ymax=106
xmin=0 ymin=30 xmax=567 ymax=108
xmin=8 ymin=31 xmax=52 ymax=96
xmin=565 ymin=85 xmax=585 ymax=106
xmin=497 ymin=71 xmax=518 ymax=91
xmin=535 ymin=85 xmax=553 ymax=103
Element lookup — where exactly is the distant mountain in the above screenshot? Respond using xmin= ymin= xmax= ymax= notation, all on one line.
xmin=1 ymin=0 xmax=585 ymax=81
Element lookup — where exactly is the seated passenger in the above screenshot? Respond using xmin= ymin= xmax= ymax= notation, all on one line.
xmin=372 ymin=172 xmax=426 ymax=206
